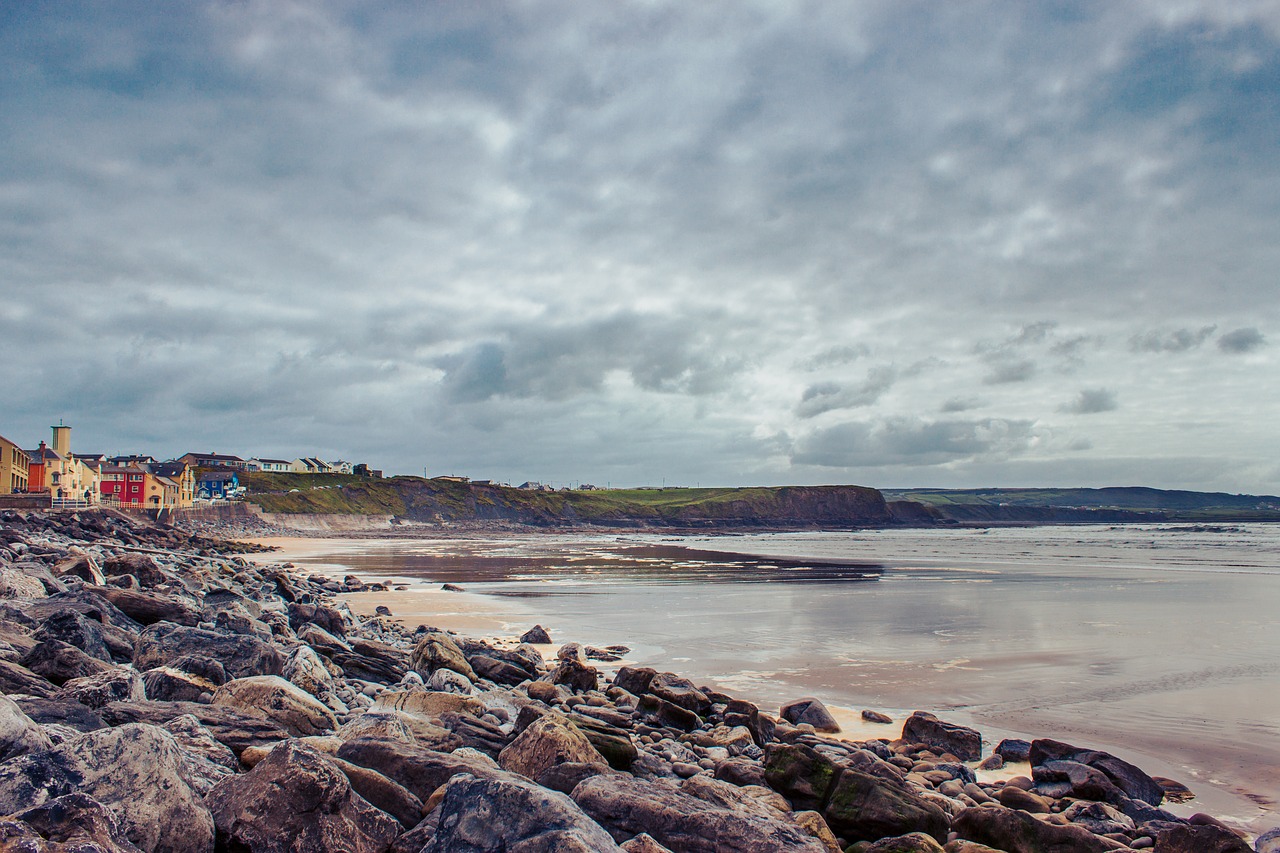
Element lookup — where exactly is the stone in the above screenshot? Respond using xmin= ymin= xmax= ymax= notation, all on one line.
xmin=547 ymin=658 xmax=599 ymax=693
xmin=207 ymin=740 xmax=400 ymax=853
xmin=327 ymin=754 xmax=425 ymax=829
xmin=338 ymin=711 xmax=417 ymax=744
xmin=12 ymin=697 xmax=103 ymax=733
xmin=612 ymin=665 xmax=656 ymax=696
xmin=425 ymin=666 xmax=474 ymax=694
xmin=34 ymin=609 xmax=113 ymax=662
xmin=572 ymin=773 xmax=828 ymax=853
xmin=470 ymin=653 xmax=534 ymax=686
xmin=648 ymin=671 xmax=711 ymax=715
xmin=565 ymin=713 xmax=638 ymax=770
xmin=952 ymin=805 xmax=1126 ymax=853
xmin=0 ymin=694 xmax=53 ymax=761
xmin=212 ymin=675 xmax=339 ymax=737
xmin=901 ymin=711 xmax=982 ymax=762
xmin=997 ymin=784 xmax=1052 ymax=813
xmin=715 ymin=756 xmax=768 ymax=787
xmin=282 ymin=643 xmax=340 ymax=705
xmin=1034 ymin=759 xmax=1125 ymax=803
xmin=862 ymin=709 xmax=894 ymax=724
xmin=537 ymin=761 xmax=613 ymax=795
xmin=1154 ymin=824 xmax=1251 ymax=853
xmin=519 ymin=624 xmax=552 ymax=644
xmin=59 ymin=667 xmax=145 ymax=709
xmin=1255 ymin=827 xmax=1280 ymax=853
xmin=0 ymin=566 xmax=51 ymax=599
xmin=620 ymin=834 xmax=675 ymax=853
xmin=1030 ymin=738 xmax=1165 ymax=807
xmin=499 ymin=714 xmax=606 ymax=779
xmin=426 ymin=771 xmax=623 ymax=852
xmin=995 ymin=738 xmax=1033 ymax=762
xmin=1061 ymin=800 xmax=1135 ymax=835
xmin=408 ymin=630 xmax=475 ymax=682
xmin=0 ymin=723 xmax=215 ymax=853
xmin=141 ymin=665 xmax=219 ymax=703
xmin=331 ymin=637 xmax=411 ymax=684
xmin=20 ymin=639 xmax=117 ymax=688
xmin=167 ymin=654 xmax=227 ymax=685
xmin=99 ymin=700 xmax=290 ymax=759
xmin=93 ymin=586 xmax=201 ymax=626
xmin=822 ymin=765 xmax=950 ymax=844
xmin=132 ymin=622 xmax=283 ymax=679
xmin=866 ymin=833 xmax=948 ymax=853
xmin=336 ymin=736 xmax=506 ymax=801
xmin=637 ymin=694 xmax=701 ymax=731
xmin=2 ymin=792 xmax=142 ymax=853
xmin=286 ymin=601 xmax=348 ymax=636
xmin=101 ymin=553 xmax=167 ymax=588
xmin=792 ymin=810 xmax=841 ymax=853
xmin=780 ymin=696 xmax=841 ymax=733
xmin=372 ymin=687 xmax=484 ymax=718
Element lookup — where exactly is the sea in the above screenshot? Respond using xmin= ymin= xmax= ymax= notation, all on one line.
xmin=271 ymin=522 xmax=1280 ymax=832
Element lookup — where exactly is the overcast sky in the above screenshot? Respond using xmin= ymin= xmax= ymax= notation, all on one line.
xmin=2 ymin=1 xmax=1277 ymax=492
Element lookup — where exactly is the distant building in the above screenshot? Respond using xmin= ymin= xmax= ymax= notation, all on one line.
xmin=517 ymin=481 xmax=554 ymax=491
xmin=26 ymin=424 xmax=99 ymax=503
xmin=0 ymin=433 xmax=29 ymax=494
xmin=353 ymin=463 xmax=382 ymax=478
xmin=290 ymin=457 xmax=332 ymax=474
xmin=151 ymin=461 xmax=196 ymax=507
xmin=197 ymin=471 xmax=241 ymax=500
xmin=246 ymin=458 xmax=292 ymax=473
xmin=179 ymin=452 xmax=247 ymax=470
xmin=329 ymin=460 xmax=354 ymax=475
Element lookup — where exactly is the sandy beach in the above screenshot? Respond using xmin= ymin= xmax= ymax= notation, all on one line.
xmin=248 ymin=529 xmax=1280 ymax=834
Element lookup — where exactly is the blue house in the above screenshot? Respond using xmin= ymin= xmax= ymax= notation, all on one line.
xmin=197 ymin=471 xmax=240 ymax=500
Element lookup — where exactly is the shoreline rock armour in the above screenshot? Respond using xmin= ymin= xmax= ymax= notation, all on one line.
xmin=0 ymin=508 xmax=1270 ymax=852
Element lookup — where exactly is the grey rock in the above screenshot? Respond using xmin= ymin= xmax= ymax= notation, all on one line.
xmin=207 ymin=740 xmax=400 ymax=853
xmin=901 ymin=711 xmax=982 ymax=761
xmin=780 ymin=696 xmax=841 ymax=733
xmin=59 ymin=667 xmax=145 ymax=709
xmin=133 ymin=622 xmax=283 ymax=680
xmin=212 ymin=675 xmax=339 ymax=737
xmin=0 ymin=693 xmax=53 ymax=761
xmin=0 ymin=722 xmax=215 ymax=852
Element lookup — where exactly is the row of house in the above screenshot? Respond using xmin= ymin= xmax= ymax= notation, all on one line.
xmin=0 ymin=423 xmax=380 ymax=510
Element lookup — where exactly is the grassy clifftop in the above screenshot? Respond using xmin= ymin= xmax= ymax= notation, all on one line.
xmin=881 ymin=486 xmax=1280 ymax=522
xmin=243 ymin=474 xmax=893 ymax=529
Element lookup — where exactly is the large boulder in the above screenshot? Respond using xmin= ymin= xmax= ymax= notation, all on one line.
xmin=0 ymin=694 xmax=53 ymax=761
xmin=141 ymin=665 xmax=219 ymax=703
xmin=547 ymin=657 xmax=599 ymax=693
xmin=281 ymin=644 xmax=342 ymax=708
xmin=498 ymin=714 xmax=606 ymax=780
xmin=0 ymin=565 xmax=51 ymax=599
xmin=21 ymin=639 xmax=117 ymax=686
xmin=100 ymin=700 xmax=290 ymax=759
xmin=0 ymin=658 xmax=57 ymax=698
xmin=1154 ymin=823 xmax=1251 ymax=853
xmin=207 ymin=740 xmax=400 ymax=853
xmin=572 ymin=773 xmax=827 ymax=853
xmin=648 ymin=672 xmax=712 ymax=715
xmin=822 ymin=766 xmax=950 ymax=844
xmin=0 ymin=792 xmax=142 ymax=853
xmin=952 ymin=805 xmax=1126 ymax=853
xmin=92 ymin=586 xmax=201 ymax=626
xmin=425 ymin=772 xmax=624 ymax=852
xmin=409 ymin=631 xmax=476 ymax=682
xmin=1030 ymin=739 xmax=1164 ymax=806
xmin=779 ymin=697 xmax=841 ymax=733
xmin=901 ymin=712 xmax=982 ymax=761
xmin=336 ymin=736 xmax=505 ymax=802
xmin=34 ymin=609 xmax=113 ymax=662
xmin=59 ymin=667 xmax=146 ymax=709
xmin=612 ymin=665 xmax=656 ymax=696
xmin=101 ymin=553 xmax=168 ymax=588
xmin=332 ymin=637 xmax=410 ymax=684
xmin=0 ymin=723 xmax=215 ymax=852
xmin=133 ymin=622 xmax=283 ymax=679
xmin=865 ymin=834 xmax=946 ymax=852
xmin=286 ymin=602 xmax=348 ymax=636
xmin=212 ymin=675 xmax=338 ymax=737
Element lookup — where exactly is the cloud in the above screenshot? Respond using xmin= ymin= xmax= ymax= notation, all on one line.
xmin=795 ymin=366 xmax=897 ymax=418
xmin=983 ymin=359 xmax=1037 ymax=385
xmin=1129 ymin=326 xmax=1216 ymax=353
xmin=1217 ymin=327 xmax=1266 ymax=353
xmin=939 ymin=397 xmax=983 ymax=413
xmin=791 ymin=417 xmax=1037 ymax=468
xmin=1059 ymin=388 xmax=1119 ymax=414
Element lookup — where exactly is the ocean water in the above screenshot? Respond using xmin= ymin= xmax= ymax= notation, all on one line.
xmin=285 ymin=523 xmax=1280 ymax=830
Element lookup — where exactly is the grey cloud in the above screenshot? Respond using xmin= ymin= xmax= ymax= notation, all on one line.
xmin=940 ymin=397 xmax=983 ymax=413
xmin=795 ymin=366 xmax=897 ymax=418
xmin=798 ymin=344 xmax=870 ymax=370
xmin=791 ymin=417 xmax=1036 ymax=468
xmin=1059 ymin=388 xmax=1119 ymax=415
xmin=1129 ymin=326 xmax=1216 ymax=353
xmin=1217 ymin=327 xmax=1266 ymax=353
xmin=983 ymin=359 xmax=1037 ymax=385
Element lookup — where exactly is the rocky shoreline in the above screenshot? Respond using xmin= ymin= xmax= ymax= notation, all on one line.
xmin=0 ymin=509 xmax=1273 ymax=852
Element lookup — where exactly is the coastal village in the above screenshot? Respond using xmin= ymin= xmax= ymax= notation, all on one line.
xmin=0 ymin=421 xmax=382 ymax=512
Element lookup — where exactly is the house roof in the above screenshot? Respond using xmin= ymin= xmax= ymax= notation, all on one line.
xmin=253 ymin=458 xmax=292 ymax=465
xmin=182 ymin=452 xmax=245 ymax=463
xmin=199 ymin=471 xmax=238 ymax=483
xmin=27 ymin=447 xmax=64 ymax=462
xmin=150 ymin=463 xmax=188 ymax=477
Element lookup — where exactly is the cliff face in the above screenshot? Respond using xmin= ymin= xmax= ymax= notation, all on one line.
xmin=244 ymin=475 xmax=897 ymax=529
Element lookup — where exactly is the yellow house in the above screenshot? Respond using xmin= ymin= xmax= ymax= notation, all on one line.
xmin=152 ymin=461 xmax=196 ymax=507
xmin=27 ymin=424 xmax=100 ymax=504
xmin=0 ymin=433 xmax=30 ymax=494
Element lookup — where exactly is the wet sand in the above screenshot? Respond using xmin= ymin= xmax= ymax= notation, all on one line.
xmin=249 ymin=528 xmax=1280 ymax=833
